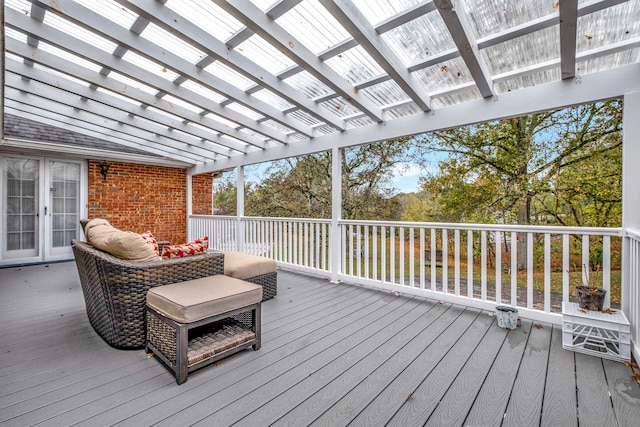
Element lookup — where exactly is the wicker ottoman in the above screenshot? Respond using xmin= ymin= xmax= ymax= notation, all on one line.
xmin=146 ymin=275 xmax=262 ymax=384
xmin=222 ymin=251 xmax=278 ymax=300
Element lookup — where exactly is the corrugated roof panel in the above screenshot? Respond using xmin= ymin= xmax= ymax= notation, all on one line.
xmin=42 ymin=11 xmax=117 ymax=54
xmin=161 ymin=94 xmax=204 ymax=115
xmin=37 ymin=42 xmax=103 ymax=73
xmin=276 ymin=1 xmax=350 ymax=54
xmin=203 ymin=61 xmax=255 ymax=91
xmin=576 ymin=1 xmax=640 ymax=54
xmin=578 ymin=49 xmax=640 ymax=75
xmin=226 ymin=102 xmax=265 ymax=122
xmin=430 ymin=87 xmax=483 ymax=109
xmin=284 ymin=70 xmax=334 ymax=100
xmin=320 ymin=96 xmax=363 ymax=118
xmin=494 ymin=69 xmax=561 ymax=94
xmin=109 ymin=71 xmax=160 ymax=97
xmin=251 ymin=88 xmax=295 ymax=112
xmin=361 ymin=79 xmax=413 ymax=107
xmin=235 ymin=35 xmax=296 ymax=75
xmin=324 ymin=45 xmax=385 ymax=84
xmin=481 ymin=27 xmax=560 ymax=76
xmin=181 ymin=80 xmax=227 ymax=104
xmin=76 ymin=0 xmax=138 ymax=29
xmin=465 ymin=0 xmax=557 ymax=39
xmin=412 ymin=56 xmax=475 ymax=93
xmin=382 ymin=12 xmax=456 ymax=66
xmin=121 ymin=50 xmax=180 ymax=82
xmin=350 ymin=0 xmax=423 ymax=25
xmin=288 ymin=109 xmax=322 ymax=127
xmin=165 ymin=0 xmax=244 ymax=41
xmin=140 ymin=23 xmax=207 ymax=65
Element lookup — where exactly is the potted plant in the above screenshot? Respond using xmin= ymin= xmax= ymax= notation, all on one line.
xmin=575 ymin=264 xmax=607 ymax=311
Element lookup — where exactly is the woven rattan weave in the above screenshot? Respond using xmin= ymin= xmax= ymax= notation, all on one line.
xmin=72 ymin=240 xmax=224 ymax=349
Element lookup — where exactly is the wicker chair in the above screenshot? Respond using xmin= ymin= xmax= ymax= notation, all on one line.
xmin=71 ymin=240 xmax=224 ymax=349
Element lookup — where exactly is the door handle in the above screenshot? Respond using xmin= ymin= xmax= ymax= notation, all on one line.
xmin=44 ymin=206 xmax=47 ymax=216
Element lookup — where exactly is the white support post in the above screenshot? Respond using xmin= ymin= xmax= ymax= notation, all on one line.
xmin=186 ymin=174 xmax=192 ymax=241
xmin=236 ymin=166 xmax=244 ymax=253
xmin=622 ymin=90 xmax=640 ymax=361
xmin=330 ymin=146 xmax=342 ymax=283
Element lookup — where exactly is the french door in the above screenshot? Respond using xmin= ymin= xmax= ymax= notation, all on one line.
xmin=1 ymin=155 xmax=86 ymax=263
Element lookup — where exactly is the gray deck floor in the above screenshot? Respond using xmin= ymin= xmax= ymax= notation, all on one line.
xmin=1 ymin=261 xmax=639 ymax=427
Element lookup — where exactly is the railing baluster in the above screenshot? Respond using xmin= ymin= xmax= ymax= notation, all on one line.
xmin=582 ymin=234 xmax=590 ymax=273
xmin=481 ymin=230 xmax=487 ymax=301
xmin=511 ymin=232 xmax=517 ymax=307
xmin=563 ymin=234 xmax=569 ymax=304
xmin=357 ymin=225 xmax=362 ymax=279
xmin=400 ymin=227 xmax=405 ymax=286
xmin=527 ymin=232 xmax=534 ymax=310
xmin=409 ymin=228 xmax=418 ymax=290
xmin=381 ymin=226 xmax=386 ymax=283
xmin=390 ymin=226 xmax=396 ymax=285
xmin=603 ymin=235 xmax=611 ymax=308
xmin=373 ymin=225 xmax=378 ymax=281
xmin=365 ymin=225 xmax=370 ymax=279
xmin=443 ymin=229 xmax=448 ymax=293
xmin=420 ymin=228 xmax=425 ymax=290
xmin=544 ymin=233 xmax=551 ymax=313
xmin=467 ymin=229 xmax=473 ymax=298
xmin=495 ymin=231 xmax=501 ymax=304
xmin=431 ymin=228 xmax=437 ymax=292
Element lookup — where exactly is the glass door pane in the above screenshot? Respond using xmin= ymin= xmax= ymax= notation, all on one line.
xmin=48 ymin=161 xmax=80 ymax=254
xmin=3 ymin=157 xmax=39 ymax=258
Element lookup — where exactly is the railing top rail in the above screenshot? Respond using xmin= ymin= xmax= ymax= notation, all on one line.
xmin=338 ymin=219 xmax=622 ymax=236
xmin=189 ymin=215 xmax=622 ymax=236
xmin=242 ymin=216 xmax=332 ymax=224
xmin=626 ymin=227 xmax=640 ymax=240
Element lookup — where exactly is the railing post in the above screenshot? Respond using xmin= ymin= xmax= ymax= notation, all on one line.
xmin=330 ymin=146 xmax=342 ymax=283
xmin=186 ymin=173 xmax=192 ymax=241
xmin=236 ymin=166 xmax=244 ymax=253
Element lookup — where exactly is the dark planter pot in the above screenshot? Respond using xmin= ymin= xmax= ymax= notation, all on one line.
xmin=576 ymin=285 xmax=607 ymax=311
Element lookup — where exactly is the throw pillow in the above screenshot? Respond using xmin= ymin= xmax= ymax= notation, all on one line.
xmin=85 ymin=219 xmax=160 ymax=263
xmin=140 ymin=230 xmax=159 ymax=255
xmin=160 ymin=236 xmax=209 ymax=259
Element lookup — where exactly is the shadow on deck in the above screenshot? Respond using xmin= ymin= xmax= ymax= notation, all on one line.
xmin=1 ymin=262 xmax=639 ymax=426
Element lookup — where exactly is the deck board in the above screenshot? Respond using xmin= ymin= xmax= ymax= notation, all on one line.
xmin=1 ymin=261 xmax=638 ymax=427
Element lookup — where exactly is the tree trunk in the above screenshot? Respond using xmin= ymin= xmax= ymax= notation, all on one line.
xmin=516 ymin=197 xmax=530 ymax=270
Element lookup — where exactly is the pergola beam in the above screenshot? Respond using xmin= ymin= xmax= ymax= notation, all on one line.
xmin=25 ymin=1 xmax=313 ymax=139
xmin=4 ymin=97 xmax=202 ymax=165
xmin=118 ymin=0 xmax=346 ymax=131
xmin=434 ymin=0 xmax=494 ymax=98
xmin=213 ymin=0 xmax=384 ymax=123
xmin=320 ymin=0 xmax=431 ymax=112
xmin=5 ymin=74 xmax=221 ymax=162
xmin=559 ymin=0 xmax=579 ymax=79
xmin=6 ymin=7 xmax=289 ymax=145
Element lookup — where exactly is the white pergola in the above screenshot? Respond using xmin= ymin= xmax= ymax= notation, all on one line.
xmin=1 ymin=0 xmax=639 ymax=173
xmin=3 ymin=0 xmax=640 ymax=361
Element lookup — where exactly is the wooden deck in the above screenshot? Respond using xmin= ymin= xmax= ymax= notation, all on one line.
xmin=1 ymin=261 xmax=639 ymax=427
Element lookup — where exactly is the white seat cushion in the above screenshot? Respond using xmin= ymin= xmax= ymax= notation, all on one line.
xmin=147 ymin=275 xmax=262 ymax=323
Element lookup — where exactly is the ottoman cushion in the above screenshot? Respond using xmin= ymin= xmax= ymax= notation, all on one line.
xmin=222 ymin=251 xmax=277 ymax=280
xmin=147 ymin=275 xmax=262 ymax=323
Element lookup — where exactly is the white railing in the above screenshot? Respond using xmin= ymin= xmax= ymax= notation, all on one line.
xmin=189 ymin=215 xmax=623 ymax=323
xmin=340 ymin=220 xmax=622 ymax=322
xmin=190 ymin=215 xmax=331 ymax=275
xmin=625 ymin=228 xmax=640 ymax=361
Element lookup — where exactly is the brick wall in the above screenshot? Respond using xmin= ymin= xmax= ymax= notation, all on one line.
xmin=88 ymin=160 xmax=212 ymax=244
xmin=192 ymin=173 xmax=213 ymax=215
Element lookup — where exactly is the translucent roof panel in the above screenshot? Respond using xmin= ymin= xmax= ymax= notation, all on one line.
xmin=494 ymin=69 xmax=561 ymax=95
xmin=382 ymin=12 xmax=456 ymax=66
xmin=276 ymin=1 xmax=351 ymax=54
xmin=37 ymin=42 xmax=104 ymax=74
xmin=350 ymin=0 xmax=423 ymax=25
xmin=121 ymin=50 xmax=180 ymax=82
xmin=181 ymin=80 xmax=227 ymax=104
xmin=465 ymin=0 xmax=558 ymax=39
xmin=283 ymin=70 xmax=335 ymax=100
xmin=578 ymin=49 xmax=640 ymax=76
xmin=576 ymin=1 xmax=640 ymax=54
xmin=481 ymin=27 xmax=560 ymax=76
xmin=42 ymin=12 xmax=117 ymax=55
xmin=75 ymin=0 xmax=139 ymax=30
xmin=234 ymin=35 xmax=296 ymax=75
xmin=360 ymin=79 xmax=413 ymax=108
xmin=164 ymin=0 xmax=244 ymax=41
xmin=412 ymin=57 xmax=476 ymax=93
xmin=203 ymin=61 xmax=255 ymax=92
xmin=140 ymin=23 xmax=207 ymax=65
xmin=324 ymin=46 xmax=385 ymax=84
xmin=251 ymin=89 xmax=295 ymax=112
xmin=109 ymin=71 xmax=161 ymax=97
xmin=430 ymin=87 xmax=483 ymax=110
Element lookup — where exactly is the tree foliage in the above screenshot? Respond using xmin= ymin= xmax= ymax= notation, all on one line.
xmin=415 ymin=100 xmax=623 ymax=228
xmin=213 ymin=138 xmax=412 ymax=220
